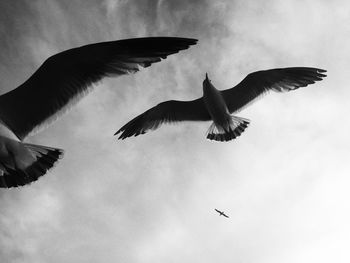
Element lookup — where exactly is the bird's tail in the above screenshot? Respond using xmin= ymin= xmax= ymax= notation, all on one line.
xmin=206 ymin=115 xmax=250 ymax=142
xmin=0 ymin=143 xmax=63 ymax=188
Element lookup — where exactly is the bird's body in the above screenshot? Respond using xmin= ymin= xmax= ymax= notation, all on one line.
xmin=0 ymin=123 xmax=36 ymax=176
xmin=203 ymin=73 xmax=230 ymax=125
xmin=202 ymin=74 xmax=250 ymax=141
xmin=116 ymin=67 xmax=326 ymax=141
xmin=0 ymin=123 xmax=62 ymax=187
xmin=0 ymin=37 xmax=197 ymax=188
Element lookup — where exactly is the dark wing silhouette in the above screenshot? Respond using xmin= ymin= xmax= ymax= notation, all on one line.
xmin=222 ymin=213 xmax=229 ymax=218
xmin=115 ymin=99 xmax=211 ymax=139
xmin=215 ymin=209 xmax=222 ymax=214
xmin=221 ymin=67 xmax=327 ymax=113
xmin=0 ymin=37 xmax=197 ymax=140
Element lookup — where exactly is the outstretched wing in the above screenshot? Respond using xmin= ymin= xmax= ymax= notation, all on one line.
xmin=222 ymin=213 xmax=229 ymax=218
xmin=115 ymin=99 xmax=210 ymax=139
xmin=221 ymin=67 xmax=327 ymax=113
xmin=215 ymin=209 xmax=221 ymax=213
xmin=0 ymin=37 xmax=198 ymax=140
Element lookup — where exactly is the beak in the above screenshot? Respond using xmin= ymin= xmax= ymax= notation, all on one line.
xmin=205 ymin=73 xmax=209 ymax=81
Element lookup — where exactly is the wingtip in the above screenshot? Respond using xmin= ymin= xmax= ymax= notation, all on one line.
xmin=314 ymin=68 xmax=327 ymax=78
xmin=189 ymin=38 xmax=199 ymax=45
xmin=309 ymin=67 xmax=327 ymax=76
xmin=114 ymin=130 xmax=127 ymax=140
xmin=175 ymin=37 xmax=198 ymax=45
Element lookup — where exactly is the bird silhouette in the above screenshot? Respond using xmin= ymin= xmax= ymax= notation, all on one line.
xmin=0 ymin=37 xmax=197 ymax=188
xmin=115 ymin=67 xmax=326 ymax=141
xmin=215 ymin=209 xmax=229 ymax=218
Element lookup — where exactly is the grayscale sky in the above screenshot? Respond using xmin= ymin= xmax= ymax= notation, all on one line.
xmin=0 ymin=1 xmax=349 ymax=262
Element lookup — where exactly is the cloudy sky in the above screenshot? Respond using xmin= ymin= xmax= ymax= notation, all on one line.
xmin=0 ymin=0 xmax=349 ymax=262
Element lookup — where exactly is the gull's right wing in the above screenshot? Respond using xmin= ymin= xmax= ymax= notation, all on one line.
xmin=0 ymin=37 xmax=198 ymax=140
xmin=115 ymin=98 xmax=211 ymax=139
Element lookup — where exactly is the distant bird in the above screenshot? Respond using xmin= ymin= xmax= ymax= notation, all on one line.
xmin=0 ymin=37 xmax=197 ymax=188
xmin=115 ymin=67 xmax=326 ymax=141
xmin=215 ymin=209 xmax=229 ymax=218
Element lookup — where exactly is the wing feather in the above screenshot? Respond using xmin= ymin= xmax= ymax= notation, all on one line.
xmin=115 ymin=98 xmax=210 ymax=139
xmin=221 ymin=67 xmax=327 ymax=113
xmin=0 ymin=37 xmax=197 ymax=140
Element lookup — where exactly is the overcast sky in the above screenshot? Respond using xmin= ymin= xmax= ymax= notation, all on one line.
xmin=0 ymin=0 xmax=349 ymax=262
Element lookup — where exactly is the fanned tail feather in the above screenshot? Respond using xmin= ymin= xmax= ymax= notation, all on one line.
xmin=0 ymin=143 xmax=64 ymax=188
xmin=206 ymin=116 xmax=250 ymax=142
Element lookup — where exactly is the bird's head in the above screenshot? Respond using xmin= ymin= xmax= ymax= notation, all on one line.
xmin=203 ymin=73 xmax=213 ymax=90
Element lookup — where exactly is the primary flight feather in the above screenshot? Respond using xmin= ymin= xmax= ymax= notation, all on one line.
xmin=115 ymin=67 xmax=326 ymax=141
xmin=0 ymin=37 xmax=197 ymax=188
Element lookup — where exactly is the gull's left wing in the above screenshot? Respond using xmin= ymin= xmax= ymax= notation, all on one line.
xmin=115 ymin=99 xmax=210 ymax=139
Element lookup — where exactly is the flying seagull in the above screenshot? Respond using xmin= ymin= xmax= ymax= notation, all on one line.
xmin=115 ymin=67 xmax=326 ymax=141
xmin=0 ymin=37 xmax=197 ymax=188
xmin=215 ymin=209 xmax=229 ymax=218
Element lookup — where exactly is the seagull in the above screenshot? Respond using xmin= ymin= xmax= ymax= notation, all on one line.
xmin=215 ymin=209 xmax=229 ymax=218
xmin=115 ymin=67 xmax=326 ymax=141
xmin=0 ymin=37 xmax=198 ymax=188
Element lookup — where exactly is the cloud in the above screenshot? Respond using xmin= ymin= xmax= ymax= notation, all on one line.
xmin=1 ymin=0 xmax=350 ymax=263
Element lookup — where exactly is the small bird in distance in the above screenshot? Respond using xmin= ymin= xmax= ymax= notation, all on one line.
xmin=215 ymin=209 xmax=229 ymax=218
xmin=115 ymin=67 xmax=326 ymax=142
